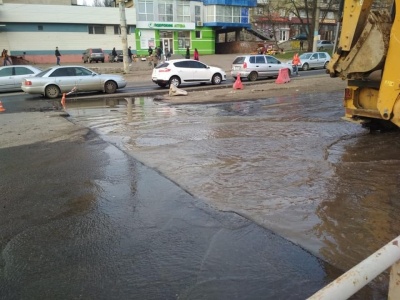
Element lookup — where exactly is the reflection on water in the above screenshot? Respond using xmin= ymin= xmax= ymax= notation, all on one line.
xmin=67 ymin=93 xmax=400 ymax=295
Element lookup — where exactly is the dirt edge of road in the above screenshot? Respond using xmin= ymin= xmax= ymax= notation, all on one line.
xmin=160 ymin=76 xmax=347 ymax=104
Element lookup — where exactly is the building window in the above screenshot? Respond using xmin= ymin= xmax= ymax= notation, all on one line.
xmin=194 ymin=6 xmax=201 ymax=23
xmin=114 ymin=25 xmax=120 ymax=35
xmin=215 ymin=5 xmax=242 ymax=23
xmin=158 ymin=0 xmax=173 ymax=22
xmin=138 ymin=0 xmax=154 ymax=21
xmin=177 ymin=2 xmax=190 ymax=22
xmin=38 ymin=25 xmax=43 ymax=31
xmin=178 ymin=31 xmax=190 ymax=49
xmin=88 ymin=25 xmax=105 ymax=34
xmin=195 ymin=31 xmax=201 ymax=39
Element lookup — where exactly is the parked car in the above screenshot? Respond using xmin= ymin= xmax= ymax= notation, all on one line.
xmin=82 ymin=48 xmax=105 ymax=63
xmin=231 ymin=54 xmax=289 ymax=81
xmin=290 ymin=33 xmax=308 ymax=40
xmin=288 ymin=52 xmax=331 ymax=71
xmin=297 ymin=52 xmax=331 ymax=71
xmin=109 ymin=50 xmax=123 ymax=62
xmin=317 ymin=40 xmax=334 ymax=52
xmin=21 ymin=65 xmax=127 ymax=99
xmin=152 ymin=59 xmax=226 ymax=88
xmin=0 ymin=65 xmax=42 ymax=92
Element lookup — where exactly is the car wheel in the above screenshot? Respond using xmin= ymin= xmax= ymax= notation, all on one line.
xmin=101 ymin=59 xmax=104 ymax=63
xmin=104 ymin=80 xmax=117 ymax=94
xmin=248 ymin=71 xmax=258 ymax=81
xmin=212 ymin=73 xmax=222 ymax=85
xmin=324 ymin=61 xmax=329 ymax=69
xmin=45 ymin=85 xmax=60 ymax=99
xmin=169 ymin=76 xmax=181 ymax=87
xmin=302 ymin=63 xmax=310 ymax=71
xmin=157 ymin=83 xmax=167 ymax=88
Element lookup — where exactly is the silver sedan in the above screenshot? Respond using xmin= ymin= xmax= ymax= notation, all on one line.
xmin=0 ymin=65 xmax=42 ymax=92
xmin=21 ymin=65 xmax=127 ymax=98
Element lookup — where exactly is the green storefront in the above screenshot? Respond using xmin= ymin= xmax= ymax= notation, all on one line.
xmin=135 ymin=21 xmax=215 ymax=57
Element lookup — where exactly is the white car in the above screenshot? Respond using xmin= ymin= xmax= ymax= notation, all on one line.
xmin=152 ymin=59 xmax=226 ymax=88
xmin=287 ymin=52 xmax=331 ymax=71
xmin=21 ymin=65 xmax=127 ymax=98
xmin=317 ymin=40 xmax=334 ymax=52
xmin=231 ymin=55 xmax=288 ymax=81
xmin=0 ymin=65 xmax=42 ymax=92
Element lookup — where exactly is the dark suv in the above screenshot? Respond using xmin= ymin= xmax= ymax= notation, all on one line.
xmin=82 ymin=48 xmax=105 ymax=63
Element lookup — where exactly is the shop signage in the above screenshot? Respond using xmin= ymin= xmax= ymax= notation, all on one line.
xmin=136 ymin=21 xmax=195 ymax=30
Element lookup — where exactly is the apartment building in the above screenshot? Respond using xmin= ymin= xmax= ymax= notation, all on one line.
xmin=0 ymin=0 xmax=256 ymax=63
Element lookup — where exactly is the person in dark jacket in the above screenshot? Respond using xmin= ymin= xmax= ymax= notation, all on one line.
xmin=185 ymin=46 xmax=190 ymax=59
xmin=55 ymin=47 xmax=61 ymax=65
xmin=128 ymin=46 xmax=133 ymax=65
xmin=111 ymin=47 xmax=117 ymax=62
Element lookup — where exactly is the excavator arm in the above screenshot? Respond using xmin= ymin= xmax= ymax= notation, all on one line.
xmin=327 ymin=0 xmax=400 ymax=129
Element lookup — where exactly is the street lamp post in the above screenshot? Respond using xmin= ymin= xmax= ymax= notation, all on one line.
xmin=119 ymin=0 xmax=129 ymax=73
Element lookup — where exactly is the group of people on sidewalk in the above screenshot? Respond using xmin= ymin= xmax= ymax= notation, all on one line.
xmin=146 ymin=45 xmax=200 ymax=68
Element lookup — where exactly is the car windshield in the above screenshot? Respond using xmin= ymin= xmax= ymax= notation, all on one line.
xmin=300 ymin=53 xmax=312 ymax=59
xmin=92 ymin=49 xmax=103 ymax=53
xmin=35 ymin=68 xmax=53 ymax=77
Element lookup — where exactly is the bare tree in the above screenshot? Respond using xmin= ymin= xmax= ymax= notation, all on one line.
xmin=285 ymin=0 xmax=339 ymax=51
xmin=92 ymin=0 xmax=115 ymax=7
xmin=253 ymin=0 xmax=292 ymax=51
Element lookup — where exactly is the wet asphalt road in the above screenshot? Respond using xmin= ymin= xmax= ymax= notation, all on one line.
xmin=0 ymin=89 xmax=384 ymax=299
xmin=0 ymin=110 xmax=337 ymax=299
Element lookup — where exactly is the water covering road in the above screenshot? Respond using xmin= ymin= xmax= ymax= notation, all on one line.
xmin=65 ymin=91 xmax=400 ymax=297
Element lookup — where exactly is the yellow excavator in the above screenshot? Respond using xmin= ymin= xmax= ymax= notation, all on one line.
xmin=327 ymin=0 xmax=400 ymax=130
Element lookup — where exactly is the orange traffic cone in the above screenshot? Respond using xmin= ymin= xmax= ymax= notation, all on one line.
xmin=60 ymin=93 xmax=66 ymax=109
xmin=233 ymin=73 xmax=243 ymax=90
xmin=0 ymin=101 xmax=5 ymax=112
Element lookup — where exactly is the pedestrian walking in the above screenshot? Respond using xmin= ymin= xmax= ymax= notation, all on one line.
xmin=2 ymin=49 xmax=12 ymax=66
xmin=111 ymin=47 xmax=118 ymax=63
xmin=185 ymin=46 xmax=190 ymax=59
xmin=157 ymin=47 xmax=162 ymax=60
xmin=165 ymin=48 xmax=171 ymax=61
xmin=152 ymin=52 xmax=159 ymax=68
xmin=299 ymin=40 xmax=304 ymax=51
xmin=194 ymin=48 xmax=199 ymax=61
xmin=128 ymin=46 xmax=133 ymax=66
xmin=148 ymin=46 xmax=153 ymax=56
xmin=55 ymin=47 xmax=61 ymax=65
xmin=292 ymin=53 xmax=301 ymax=76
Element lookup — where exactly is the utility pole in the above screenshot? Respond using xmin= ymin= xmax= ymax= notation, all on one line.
xmin=119 ymin=0 xmax=129 ymax=73
xmin=313 ymin=0 xmax=320 ymax=52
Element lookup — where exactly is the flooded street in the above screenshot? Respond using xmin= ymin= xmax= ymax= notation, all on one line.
xmin=67 ymin=91 xmax=400 ymax=288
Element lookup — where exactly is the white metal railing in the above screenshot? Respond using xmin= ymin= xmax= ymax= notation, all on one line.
xmin=308 ymin=235 xmax=400 ymax=300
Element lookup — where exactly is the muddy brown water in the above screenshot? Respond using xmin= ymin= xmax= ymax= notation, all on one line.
xmin=66 ymin=91 xmax=400 ymax=295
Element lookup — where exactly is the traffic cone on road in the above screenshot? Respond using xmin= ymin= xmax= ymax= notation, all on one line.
xmin=0 ymin=101 xmax=5 ymax=112
xmin=233 ymin=73 xmax=243 ymax=90
xmin=275 ymin=68 xmax=291 ymax=84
